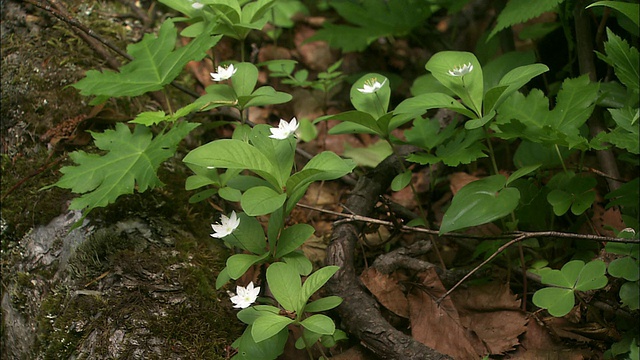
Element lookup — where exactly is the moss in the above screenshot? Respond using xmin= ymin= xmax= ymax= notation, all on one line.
xmin=2 ymin=2 xmax=243 ymax=357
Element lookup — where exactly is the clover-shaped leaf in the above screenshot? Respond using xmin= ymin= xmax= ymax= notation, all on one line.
xmin=532 ymin=260 xmax=608 ymax=317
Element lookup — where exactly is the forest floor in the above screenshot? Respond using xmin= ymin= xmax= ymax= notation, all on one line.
xmin=1 ymin=1 xmax=636 ymax=359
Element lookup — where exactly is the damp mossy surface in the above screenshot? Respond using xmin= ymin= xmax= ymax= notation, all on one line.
xmin=1 ymin=1 xmax=243 ymax=358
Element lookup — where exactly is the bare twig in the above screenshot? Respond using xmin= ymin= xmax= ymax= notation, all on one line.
xmin=297 ymin=202 xmax=638 ymax=244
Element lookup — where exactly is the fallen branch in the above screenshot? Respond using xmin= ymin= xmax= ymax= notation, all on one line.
xmin=325 ymin=152 xmax=452 ymax=360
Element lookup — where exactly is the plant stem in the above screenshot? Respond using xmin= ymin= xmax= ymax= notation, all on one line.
xmin=387 ymin=140 xmax=447 ymax=270
xmin=484 ymin=127 xmax=500 ymax=175
xmin=554 ymin=144 xmax=568 ymax=173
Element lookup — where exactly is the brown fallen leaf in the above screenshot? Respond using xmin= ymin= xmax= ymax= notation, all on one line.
xmin=449 ymin=172 xmax=481 ymax=195
xmin=294 ymin=24 xmax=336 ymax=71
xmin=451 ymin=282 xmax=527 ymax=354
xmin=508 ymin=314 xmax=595 ymax=359
xmin=360 ymin=267 xmax=409 ymax=318
xmin=409 ymin=268 xmax=486 ymax=359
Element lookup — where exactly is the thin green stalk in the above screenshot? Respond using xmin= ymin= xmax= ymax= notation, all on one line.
xmin=484 ymin=127 xmax=500 ymax=175
xmin=386 ymin=140 xmax=447 ymax=270
xmin=555 ymin=144 xmax=568 ymax=173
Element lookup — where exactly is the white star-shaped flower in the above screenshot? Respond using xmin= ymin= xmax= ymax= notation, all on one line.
xmin=357 ymin=78 xmax=387 ymax=94
xmin=269 ymin=117 xmax=299 ymax=140
xmin=192 ymin=2 xmax=204 ymax=9
xmin=210 ymin=211 xmax=240 ymax=238
xmin=230 ymin=282 xmax=260 ymax=309
xmin=448 ymin=63 xmax=474 ymax=77
xmin=210 ymin=64 xmax=237 ymax=81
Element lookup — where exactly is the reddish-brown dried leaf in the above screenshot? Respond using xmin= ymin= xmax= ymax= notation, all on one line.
xmin=360 ymin=267 xmax=409 ymax=318
xmin=451 ymin=282 xmax=527 ymax=354
xmin=408 ymin=268 xmax=485 ymax=359
xmin=448 ymin=172 xmax=480 ymax=195
xmin=509 ymin=315 xmax=596 ymax=359
xmin=294 ymin=24 xmax=335 ymax=71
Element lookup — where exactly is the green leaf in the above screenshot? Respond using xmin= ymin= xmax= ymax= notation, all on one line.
xmin=241 ymin=186 xmax=287 ymax=216
xmin=533 ymin=260 xmax=609 ymax=316
xmin=282 ymin=251 xmax=313 ymax=276
xmin=295 ymin=328 xmax=323 ymax=350
xmin=484 ymin=63 xmax=549 ymax=113
xmin=495 ymin=75 xmax=598 ymax=149
xmin=304 ymin=296 xmax=343 ymax=313
xmin=299 ymin=266 xmax=339 ymax=305
xmin=185 ymin=163 xmax=221 ymax=191
xmin=232 ymin=62 xmax=259 ymax=98
xmin=251 ymin=313 xmax=295 ymax=343
xmin=594 ymin=106 xmax=640 ymax=154
xmin=620 ymin=281 xmax=640 ymax=310
xmin=464 ymin=110 xmax=496 ymax=130
xmin=320 ymin=329 xmax=348 ymax=348
xmin=307 ymin=0 xmax=432 ymax=52
xmin=506 ymin=164 xmax=541 ymax=185
xmin=183 ymin=139 xmax=280 ymax=189
xmin=588 ymin=2 xmax=640 ymax=28
xmin=216 ymin=267 xmax=231 ymax=289
xmin=237 ymin=305 xmax=281 ymax=325
xmin=300 ymin=314 xmax=335 ymax=335
xmin=488 ymin=0 xmax=564 ymax=40
xmin=425 ymin=51 xmax=483 ymax=116
xmin=73 ymin=20 xmax=220 ymax=99
xmin=404 ymin=118 xmax=457 ymax=150
xmin=130 ymin=103 xmax=201 ymax=126
xmin=275 ymin=224 xmax=315 ymax=258
xmin=391 ymin=171 xmax=412 ymax=191
xmin=267 ymin=262 xmax=302 ymax=312
xmin=297 ymin=118 xmax=318 ymax=142
xmin=229 ymin=213 xmax=267 ymax=255
xmin=513 ymin=140 xmax=573 ymax=169
xmin=597 ymin=28 xmax=639 ymax=96
xmin=608 ymin=257 xmax=640 ymax=281
xmin=482 ymin=50 xmax=537 ymax=90
xmin=218 ymin=186 xmax=242 ymax=202
xmin=343 ymin=141 xmax=393 ymax=168
xmin=243 ymin=86 xmax=293 ymax=108
xmin=532 ymin=287 xmax=575 ymax=317
xmin=49 ymin=122 xmax=198 ymax=215
xmin=546 ymin=173 xmax=597 ymax=216
xmin=575 ymin=260 xmax=608 ymax=291
xmin=439 ymin=175 xmax=520 ymax=234
xmin=232 ymin=325 xmax=286 ymax=360
xmin=197 ymin=84 xmax=238 ymax=111
xmin=433 ymin=128 xmax=488 ymax=166
xmin=605 ymin=178 xmax=639 ymax=210
xmin=188 ymin=189 xmax=217 ymax=203
xmin=285 ymin=151 xmax=356 ymax=211
xmin=227 ymin=253 xmax=269 ymax=279
xmin=249 ymin=124 xmax=296 ymax=188
xmin=394 ymin=93 xmax=477 ymax=120
xmin=321 ymin=110 xmax=383 ymax=136
xmin=350 ymin=73 xmax=391 ymax=119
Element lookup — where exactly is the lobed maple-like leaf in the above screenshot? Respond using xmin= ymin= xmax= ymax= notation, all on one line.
xmin=488 ymin=0 xmax=564 ymax=40
xmin=72 ymin=20 xmax=220 ymax=99
xmin=49 ymin=122 xmax=199 ymax=214
xmin=308 ymin=0 xmax=432 ymax=52
xmin=494 ymin=75 xmax=599 ymax=149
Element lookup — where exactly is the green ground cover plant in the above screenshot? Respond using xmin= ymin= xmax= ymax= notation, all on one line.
xmin=43 ymin=0 xmax=638 ymax=358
